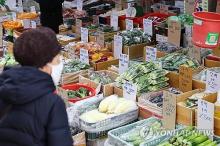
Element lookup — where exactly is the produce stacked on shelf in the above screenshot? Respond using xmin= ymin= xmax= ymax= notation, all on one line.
xmin=156 ymin=42 xmax=180 ymax=53
xmin=63 ymin=60 xmax=90 ymax=73
xmin=159 ymin=52 xmax=199 ymax=71
xmin=116 ymin=62 xmax=169 ymax=94
xmin=184 ymin=92 xmax=208 ymax=108
xmin=67 ymin=87 xmax=90 ymax=99
xmin=118 ymin=28 xmax=151 ymax=46
xmin=89 ymin=71 xmax=113 ymax=85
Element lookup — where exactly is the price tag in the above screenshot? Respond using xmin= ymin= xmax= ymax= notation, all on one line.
xmin=162 ymin=91 xmax=177 ymax=130
xmin=18 ymin=0 xmax=23 ymax=6
xmin=156 ymin=34 xmax=168 ymax=43
xmin=143 ymin=19 xmax=153 ymax=36
xmin=113 ymin=35 xmax=122 ymax=59
xmin=119 ymin=54 xmax=129 ymax=74
xmin=126 ymin=19 xmax=133 ymax=30
xmin=123 ymin=81 xmax=137 ymax=101
xmin=145 ymin=47 xmax=157 ymax=62
xmin=179 ymin=65 xmax=193 ymax=92
xmin=110 ymin=12 xmax=118 ymax=31
xmin=77 ymin=0 xmax=83 ymax=11
xmin=30 ymin=6 xmax=36 ymax=13
xmin=160 ymin=4 xmax=169 ymax=14
xmin=97 ymin=31 xmax=105 ymax=47
xmin=168 ymin=20 xmax=181 ymax=47
xmin=81 ymin=27 xmax=88 ymax=43
xmin=185 ymin=24 xmax=192 ymax=37
xmin=197 ymin=99 xmax=214 ymax=139
xmin=80 ymin=48 xmax=89 ymax=64
xmin=76 ymin=19 xmax=82 ymax=36
xmin=206 ymin=70 xmax=220 ymax=93
xmin=11 ymin=12 xmax=16 ymax=21
xmin=23 ymin=19 xmax=31 ymax=28
xmin=31 ymin=21 xmax=37 ymax=28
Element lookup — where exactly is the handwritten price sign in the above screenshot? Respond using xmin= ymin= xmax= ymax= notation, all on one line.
xmin=123 ymin=81 xmax=137 ymax=101
xmin=143 ymin=19 xmax=153 ymax=36
xmin=111 ymin=12 xmax=118 ymax=31
xmin=206 ymin=70 xmax=220 ymax=93
xmin=80 ymin=48 xmax=89 ymax=64
xmin=126 ymin=19 xmax=133 ymax=30
xmin=145 ymin=47 xmax=157 ymax=62
xmin=81 ymin=27 xmax=88 ymax=43
xmin=197 ymin=99 xmax=214 ymax=139
xmin=119 ymin=54 xmax=129 ymax=74
xmin=113 ymin=35 xmax=122 ymax=59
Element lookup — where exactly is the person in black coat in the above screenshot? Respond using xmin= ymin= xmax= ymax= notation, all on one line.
xmin=36 ymin=0 xmax=64 ymax=33
xmin=0 ymin=27 xmax=73 ymax=146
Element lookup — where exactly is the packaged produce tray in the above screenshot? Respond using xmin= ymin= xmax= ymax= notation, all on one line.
xmin=108 ymin=117 xmax=161 ymax=146
xmin=79 ymin=107 xmax=138 ymax=133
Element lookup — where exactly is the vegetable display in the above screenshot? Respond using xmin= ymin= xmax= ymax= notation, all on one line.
xmin=63 ymin=60 xmax=90 ymax=73
xmin=80 ymin=95 xmax=137 ymax=123
xmin=158 ymin=127 xmax=219 ymax=146
xmin=0 ymin=54 xmax=18 ymax=67
xmin=2 ymin=21 xmax=22 ymax=29
xmin=91 ymin=53 xmax=114 ymax=63
xmin=156 ymin=42 xmax=180 ymax=53
xmin=159 ymin=52 xmax=199 ymax=71
xmin=118 ymin=28 xmax=151 ymax=46
xmin=193 ymin=67 xmax=220 ymax=82
xmin=98 ymin=25 xmax=114 ymax=32
xmin=89 ymin=72 xmax=113 ymax=85
xmin=67 ymin=87 xmax=90 ymax=98
xmin=119 ymin=118 xmax=162 ymax=146
xmin=73 ymin=42 xmax=101 ymax=55
xmin=185 ymin=92 xmax=208 ymax=108
xmin=116 ymin=62 xmax=169 ymax=94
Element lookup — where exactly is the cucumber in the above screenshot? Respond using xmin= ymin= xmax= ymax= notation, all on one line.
xmin=197 ymin=139 xmax=212 ymax=146
xmin=206 ymin=141 xmax=217 ymax=146
xmin=157 ymin=141 xmax=170 ymax=146
xmin=191 ymin=135 xmax=208 ymax=145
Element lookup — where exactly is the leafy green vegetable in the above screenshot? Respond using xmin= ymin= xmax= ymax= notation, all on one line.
xmin=67 ymin=87 xmax=89 ymax=98
xmin=63 ymin=60 xmax=90 ymax=73
xmin=0 ymin=54 xmax=18 ymax=67
xmin=159 ymin=52 xmax=199 ymax=71
xmin=116 ymin=62 xmax=168 ymax=94
xmin=89 ymin=72 xmax=113 ymax=85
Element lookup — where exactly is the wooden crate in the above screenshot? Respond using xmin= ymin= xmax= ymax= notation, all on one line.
xmin=177 ymin=89 xmax=217 ymax=126
xmin=92 ymin=58 xmax=119 ymax=71
xmin=204 ymin=58 xmax=220 ymax=68
xmin=79 ymin=70 xmax=119 ymax=97
xmin=123 ymin=43 xmax=147 ymax=59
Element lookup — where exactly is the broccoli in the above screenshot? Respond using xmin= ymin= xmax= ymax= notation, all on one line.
xmin=75 ymin=87 xmax=89 ymax=98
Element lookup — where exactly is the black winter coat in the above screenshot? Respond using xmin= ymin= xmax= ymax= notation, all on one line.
xmin=0 ymin=67 xmax=73 ymax=146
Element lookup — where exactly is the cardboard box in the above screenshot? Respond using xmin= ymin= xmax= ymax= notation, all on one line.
xmin=123 ymin=43 xmax=147 ymax=59
xmin=92 ymin=58 xmax=119 ymax=71
xmin=204 ymin=58 xmax=220 ymax=68
xmin=61 ymin=70 xmax=88 ymax=85
xmin=97 ymin=31 xmax=117 ymax=48
xmin=73 ymin=132 xmax=86 ymax=146
xmin=176 ymin=89 xmax=216 ymax=126
xmin=89 ymin=35 xmax=97 ymax=42
xmin=79 ymin=70 xmax=119 ymax=97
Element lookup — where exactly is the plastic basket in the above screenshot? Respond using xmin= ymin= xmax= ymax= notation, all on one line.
xmin=108 ymin=117 xmax=161 ymax=146
xmin=79 ymin=108 xmax=138 ymax=133
xmin=61 ymin=84 xmax=96 ymax=103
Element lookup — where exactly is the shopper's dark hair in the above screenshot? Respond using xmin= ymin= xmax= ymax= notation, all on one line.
xmin=13 ymin=27 xmax=61 ymax=68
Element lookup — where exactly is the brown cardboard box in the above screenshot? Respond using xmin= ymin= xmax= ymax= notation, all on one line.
xmin=79 ymin=70 xmax=119 ymax=97
xmin=123 ymin=43 xmax=147 ymax=59
xmin=92 ymin=58 xmax=119 ymax=71
xmin=177 ymin=89 xmax=216 ymax=126
xmin=61 ymin=70 xmax=88 ymax=85
xmin=72 ymin=132 xmax=86 ymax=146
xmin=204 ymin=58 xmax=220 ymax=68
xmin=97 ymin=31 xmax=117 ymax=48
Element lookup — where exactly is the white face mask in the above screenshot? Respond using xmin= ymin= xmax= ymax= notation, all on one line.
xmin=49 ymin=57 xmax=64 ymax=86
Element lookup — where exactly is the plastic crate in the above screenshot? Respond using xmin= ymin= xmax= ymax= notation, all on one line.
xmin=108 ymin=117 xmax=161 ymax=146
xmin=79 ymin=108 xmax=138 ymax=133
